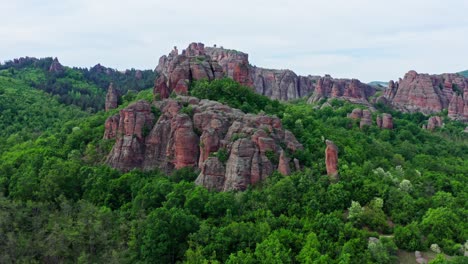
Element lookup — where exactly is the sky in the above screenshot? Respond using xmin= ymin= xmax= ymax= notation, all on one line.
xmin=1 ymin=0 xmax=467 ymax=82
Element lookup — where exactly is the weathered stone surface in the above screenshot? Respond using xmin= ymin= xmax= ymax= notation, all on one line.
xmin=195 ymin=157 xmax=225 ymax=191
xmin=154 ymin=43 xmax=224 ymax=99
xmin=348 ymin=108 xmax=363 ymax=119
xmin=105 ymin=82 xmax=119 ymax=111
xmin=385 ymin=70 xmax=468 ymax=122
xmin=205 ymin=47 xmax=318 ymax=100
xmin=103 ymin=115 xmax=120 ymax=139
xmin=278 ymin=150 xmax=291 ymax=176
xmin=360 ymin=110 xmax=372 ymax=128
xmin=308 ymin=76 xmax=376 ymax=105
xmin=48 ymin=57 xmax=64 ymax=74
xmin=381 ymin=114 xmax=393 ymax=129
xmin=325 ymin=140 xmax=339 ymax=181
xmin=104 ymin=96 xmax=303 ymax=191
xmin=106 ymin=101 xmax=155 ymax=171
xmin=427 ymin=116 xmax=444 ymax=131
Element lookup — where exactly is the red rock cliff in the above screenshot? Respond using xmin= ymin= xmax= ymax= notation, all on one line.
xmin=104 ymin=96 xmax=303 ymax=191
xmin=384 ymin=70 xmax=468 ymax=122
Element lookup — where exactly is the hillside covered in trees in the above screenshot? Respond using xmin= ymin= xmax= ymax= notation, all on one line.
xmin=0 ymin=67 xmax=466 ymax=263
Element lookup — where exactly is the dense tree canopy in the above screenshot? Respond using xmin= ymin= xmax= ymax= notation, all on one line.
xmin=0 ymin=77 xmax=466 ymax=263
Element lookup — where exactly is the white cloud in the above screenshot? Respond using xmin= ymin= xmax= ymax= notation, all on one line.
xmin=1 ymin=0 xmax=467 ymax=82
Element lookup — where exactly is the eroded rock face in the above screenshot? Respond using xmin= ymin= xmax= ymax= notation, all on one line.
xmin=427 ymin=116 xmax=444 ymax=131
xmin=360 ymin=110 xmax=372 ymax=128
xmin=325 ymin=140 xmax=339 ymax=181
xmin=104 ymin=96 xmax=302 ymax=191
xmin=205 ymin=47 xmax=318 ymax=100
xmin=381 ymin=114 xmax=393 ymax=129
xmin=385 ymin=70 xmax=468 ymax=121
xmin=308 ymin=76 xmax=376 ymax=105
xmin=348 ymin=108 xmax=363 ymax=119
xmin=154 ymin=43 xmax=224 ymax=99
xmin=106 ymin=101 xmax=155 ymax=171
xmin=105 ymin=83 xmax=118 ymax=111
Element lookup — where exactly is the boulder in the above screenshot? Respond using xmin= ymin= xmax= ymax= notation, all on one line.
xmin=360 ymin=110 xmax=372 ymax=128
xmin=381 ymin=114 xmax=393 ymax=129
xmin=427 ymin=116 xmax=444 ymax=131
xmin=385 ymin=70 xmax=468 ymax=122
xmin=348 ymin=108 xmax=363 ymax=119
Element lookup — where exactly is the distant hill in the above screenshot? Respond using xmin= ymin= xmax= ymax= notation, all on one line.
xmin=458 ymin=70 xmax=468 ymax=77
xmin=0 ymin=57 xmax=156 ymax=112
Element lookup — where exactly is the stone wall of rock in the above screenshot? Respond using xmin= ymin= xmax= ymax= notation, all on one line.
xmin=105 ymin=97 xmax=303 ymax=191
xmin=154 ymin=43 xmax=224 ymax=99
xmin=325 ymin=140 xmax=339 ymax=181
xmin=308 ymin=75 xmax=376 ymax=105
xmin=384 ymin=70 xmax=468 ymax=122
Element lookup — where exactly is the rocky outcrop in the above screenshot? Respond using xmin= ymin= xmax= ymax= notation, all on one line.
xmin=360 ymin=110 xmax=372 ymax=128
xmin=426 ymin=116 xmax=444 ymax=131
xmin=106 ymin=101 xmax=156 ymax=171
xmin=105 ymin=83 xmax=119 ymax=111
xmin=48 ymin=57 xmax=64 ymax=74
xmin=205 ymin=47 xmax=318 ymax=100
xmin=381 ymin=114 xmax=393 ymax=129
xmin=105 ymin=96 xmax=303 ymax=191
xmin=154 ymin=43 xmax=224 ymax=99
xmin=308 ymin=75 xmax=376 ymax=105
xmin=384 ymin=70 xmax=468 ymax=121
xmin=348 ymin=108 xmax=363 ymax=119
xmin=325 ymin=140 xmax=339 ymax=181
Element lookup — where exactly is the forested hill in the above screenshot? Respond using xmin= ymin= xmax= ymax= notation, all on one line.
xmin=0 ymin=57 xmax=156 ymax=111
xmin=0 ymin=73 xmax=466 ymax=263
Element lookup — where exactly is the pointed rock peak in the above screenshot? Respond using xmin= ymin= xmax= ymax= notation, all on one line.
xmin=105 ymin=82 xmax=118 ymax=111
xmin=48 ymin=57 xmax=64 ymax=73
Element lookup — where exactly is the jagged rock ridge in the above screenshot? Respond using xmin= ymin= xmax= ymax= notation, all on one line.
xmin=154 ymin=43 xmax=376 ymax=103
xmin=384 ymin=70 xmax=468 ymax=121
xmin=104 ymin=97 xmax=303 ymax=191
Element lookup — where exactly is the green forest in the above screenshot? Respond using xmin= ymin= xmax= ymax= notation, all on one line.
xmin=0 ymin=63 xmax=466 ymax=263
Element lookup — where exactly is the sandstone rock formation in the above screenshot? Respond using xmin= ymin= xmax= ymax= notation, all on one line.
xmin=308 ymin=75 xmax=376 ymax=105
xmin=348 ymin=108 xmax=363 ymax=119
xmin=105 ymin=96 xmax=302 ymax=191
xmin=426 ymin=116 xmax=444 ymax=131
xmin=325 ymin=140 xmax=339 ymax=181
xmin=156 ymin=43 xmax=375 ymax=103
xmin=381 ymin=113 xmax=393 ymax=129
xmin=384 ymin=70 xmax=468 ymax=122
xmin=105 ymin=82 xmax=118 ymax=111
xmin=48 ymin=57 xmax=64 ymax=74
xmin=205 ymin=47 xmax=319 ymax=100
xmin=359 ymin=110 xmax=372 ymax=128
xmin=154 ymin=43 xmax=224 ymax=99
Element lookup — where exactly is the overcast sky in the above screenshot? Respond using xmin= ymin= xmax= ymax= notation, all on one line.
xmin=1 ymin=0 xmax=467 ymax=82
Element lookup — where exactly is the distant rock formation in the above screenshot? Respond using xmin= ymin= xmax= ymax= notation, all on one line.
xmin=154 ymin=43 xmax=224 ymax=99
xmin=205 ymin=47 xmax=318 ymax=100
xmin=384 ymin=70 xmax=468 ymax=122
xmin=104 ymin=97 xmax=303 ymax=191
xmin=48 ymin=57 xmax=64 ymax=74
xmin=360 ymin=110 xmax=372 ymax=128
xmin=308 ymin=75 xmax=376 ymax=105
xmin=105 ymin=82 xmax=118 ymax=111
xmin=325 ymin=140 xmax=339 ymax=181
xmin=380 ymin=114 xmax=393 ymax=129
xmin=426 ymin=116 xmax=444 ymax=131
